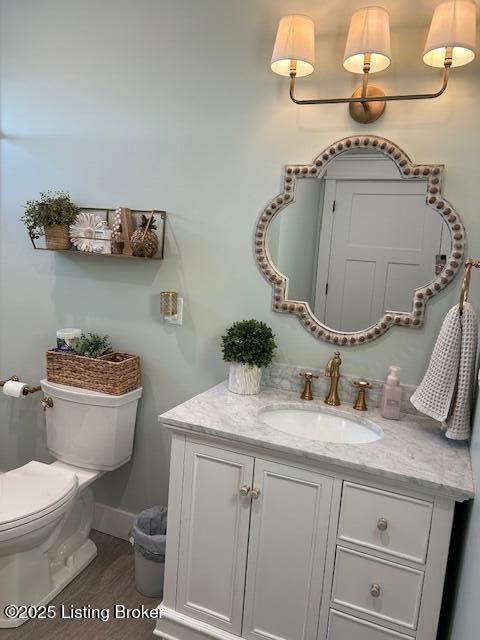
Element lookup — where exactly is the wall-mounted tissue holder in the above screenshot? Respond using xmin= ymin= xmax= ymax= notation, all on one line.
xmin=1 ymin=376 xmax=41 ymax=397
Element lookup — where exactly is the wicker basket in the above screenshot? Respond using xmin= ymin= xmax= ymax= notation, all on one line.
xmin=44 ymin=225 xmax=71 ymax=250
xmin=46 ymin=349 xmax=140 ymax=395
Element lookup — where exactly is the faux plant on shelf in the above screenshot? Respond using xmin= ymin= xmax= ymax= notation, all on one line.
xmin=222 ymin=319 xmax=276 ymax=395
xmin=21 ymin=190 xmax=80 ymax=250
xmin=74 ymin=333 xmax=113 ymax=359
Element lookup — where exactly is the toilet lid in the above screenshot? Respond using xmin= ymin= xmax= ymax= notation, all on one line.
xmin=0 ymin=461 xmax=78 ymax=528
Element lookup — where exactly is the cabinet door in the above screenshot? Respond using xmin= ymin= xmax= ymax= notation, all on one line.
xmin=176 ymin=442 xmax=254 ymax=634
xmin=243 ymin=459 xmax=333 ymax=640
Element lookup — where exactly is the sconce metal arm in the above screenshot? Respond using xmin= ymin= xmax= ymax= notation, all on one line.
xmin=289 ymin=64 xmax=451 ymax=105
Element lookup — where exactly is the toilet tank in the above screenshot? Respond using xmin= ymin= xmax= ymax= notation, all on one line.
xmin=40 ymin=379 xmax=143 ymax=471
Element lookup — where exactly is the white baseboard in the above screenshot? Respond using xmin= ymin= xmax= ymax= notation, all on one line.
xmin=93 ymin=502 xmax=136 ymax=541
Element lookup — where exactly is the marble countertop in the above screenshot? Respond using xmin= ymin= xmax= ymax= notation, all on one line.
xmin=159 ymin=382 xmax=474 ymax=501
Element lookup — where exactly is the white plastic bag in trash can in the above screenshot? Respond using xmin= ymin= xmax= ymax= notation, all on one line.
xmin=131 ymin=506 xmax=167 ymax=597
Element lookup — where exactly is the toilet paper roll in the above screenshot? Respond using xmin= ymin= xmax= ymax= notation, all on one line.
xmin=2 ymin=380 xmax=27 ymax=397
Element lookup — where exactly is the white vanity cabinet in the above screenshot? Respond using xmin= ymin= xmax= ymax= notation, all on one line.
xmin=155 ymin=432 xmax=456 ymax=640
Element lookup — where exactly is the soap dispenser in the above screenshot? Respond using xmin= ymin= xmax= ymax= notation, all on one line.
xmin=381 ymin=366 xmax=402 ymax=420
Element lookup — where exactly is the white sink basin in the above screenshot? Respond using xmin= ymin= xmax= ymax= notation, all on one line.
xmin=258 ymin=405 xmax=383 ymax=444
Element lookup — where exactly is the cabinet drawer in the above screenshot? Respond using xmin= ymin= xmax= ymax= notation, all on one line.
xmin=327 ymin=610 xmax=414 ymax=640
xmin=338 ymin=482 xmax=433 ymax=563
xmin=331 ymin=547 xmax=424 ymax=630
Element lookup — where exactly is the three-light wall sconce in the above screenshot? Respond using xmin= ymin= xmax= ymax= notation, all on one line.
xmin=271 ymin=0 xmax=477 ymax=123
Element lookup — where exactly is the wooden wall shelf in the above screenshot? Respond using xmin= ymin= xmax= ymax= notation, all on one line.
xmin=32 ymin=247 xmax=164 ymax=261
xmin=29 ymin=207 xmax=166 ymax=260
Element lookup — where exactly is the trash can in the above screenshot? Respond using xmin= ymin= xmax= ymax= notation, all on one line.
xmin=131 ymin=505 xmax=168 ymax=597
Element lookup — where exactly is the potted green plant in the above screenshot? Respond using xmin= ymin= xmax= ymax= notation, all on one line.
xmin=74 ymin=332 xmax=113 ymax=358
xmin=221 ymin=319 xmax=277 ymax=395
xmin=21 ymin=190 xmax=80 ymax=250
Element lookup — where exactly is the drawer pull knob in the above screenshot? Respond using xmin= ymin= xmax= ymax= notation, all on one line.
xmin=370 ymin=583 xmax=381 ymax=598
xmin=239 ymin=485 xmax=251 ymax=497
xmin=377 ymin=517 xmax=388 ymax=531
xmin=250 ymin=488 xmax=261 ymax=500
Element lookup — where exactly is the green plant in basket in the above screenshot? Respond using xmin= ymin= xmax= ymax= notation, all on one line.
xmin=75 ymin=333 xmax=113 ymax=359
xmin=21 ymin=190 xmax=80 ymax=250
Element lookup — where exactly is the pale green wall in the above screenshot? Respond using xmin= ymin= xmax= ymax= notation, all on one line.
xmin=0 ymin=0 xmax=479 ymax=520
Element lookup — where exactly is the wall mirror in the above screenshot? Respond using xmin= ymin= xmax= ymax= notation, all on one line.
xmin=255 ymin=136 xmax=465 ymax=346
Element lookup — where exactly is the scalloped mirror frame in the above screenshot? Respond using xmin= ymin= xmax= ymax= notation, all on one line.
xmin=254 ymin=135 xmax=465 ymax=346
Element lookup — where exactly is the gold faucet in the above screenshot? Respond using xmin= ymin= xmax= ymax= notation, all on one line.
xmin=325 ymin=351 xmax=342 ymax=406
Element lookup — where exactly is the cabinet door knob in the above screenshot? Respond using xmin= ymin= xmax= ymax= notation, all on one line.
xmin=250 ymin=488 xmax=260 ymax=500
xmin=370 ymin=583 xmax=381 ymax=598
xmin=377 ymin=517 xmax=388 ymax=531
xmin=239 ymin=485 xmax=251 ymax=497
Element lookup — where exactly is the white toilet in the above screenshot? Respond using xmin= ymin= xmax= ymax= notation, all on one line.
xmin=0 ymin=379 xmax=142 ymax=628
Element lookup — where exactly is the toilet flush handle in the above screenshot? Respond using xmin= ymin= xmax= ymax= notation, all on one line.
xmin=41 ymin=397 xmax=54 ymax=411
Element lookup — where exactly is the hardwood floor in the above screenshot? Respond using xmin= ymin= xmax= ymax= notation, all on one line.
xmin=1 ymin=530 xmax=160 ymax=640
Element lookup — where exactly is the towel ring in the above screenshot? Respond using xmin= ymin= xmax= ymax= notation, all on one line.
xmin=459 ymin=259 xmax=480 ymax=313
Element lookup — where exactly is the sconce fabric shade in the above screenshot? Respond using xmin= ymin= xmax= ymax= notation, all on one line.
xmin=424 ymin=0 xmax=476 ymax=67
xmin=271 ymin=15 xmax=315 ymax=77
xmin=343 ymin=6 xmax=391 ymax=74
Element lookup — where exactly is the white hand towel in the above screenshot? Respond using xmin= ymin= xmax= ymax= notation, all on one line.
xmin=410 ymin=302 xmax=478 ymax=441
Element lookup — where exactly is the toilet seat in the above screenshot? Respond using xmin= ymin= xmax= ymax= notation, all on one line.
xmin=0 ymin=461 xmax=78 ymax=532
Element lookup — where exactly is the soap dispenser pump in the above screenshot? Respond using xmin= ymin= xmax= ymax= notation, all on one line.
xmin=381 ymin=366 xmax=402 ymax=420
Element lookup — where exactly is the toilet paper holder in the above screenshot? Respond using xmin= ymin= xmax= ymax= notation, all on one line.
xmin=0 ymin=376 xmax=41 ymax=395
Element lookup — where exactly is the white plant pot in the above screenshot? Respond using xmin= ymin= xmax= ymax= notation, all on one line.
xmin=228 ymin=362 xmax=262 ymax=395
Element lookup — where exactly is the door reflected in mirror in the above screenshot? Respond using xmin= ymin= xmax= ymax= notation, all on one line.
xmin=266 ymin=150 xmax=451 ymax=333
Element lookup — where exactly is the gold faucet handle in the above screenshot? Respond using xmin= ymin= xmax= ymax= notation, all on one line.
xmin=353 ymin=380 xmax=372 ymax=389
xmin=299 ymin=371 xmax=318 ymax=401
xmin=299 ymin=371 xmax=319 ymax=380
xmin=352 ymin=380 xmax=372 ymax=411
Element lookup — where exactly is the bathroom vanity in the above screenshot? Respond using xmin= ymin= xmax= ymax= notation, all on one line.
xmin=155 ymin=383 xmax=473 ymax=640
